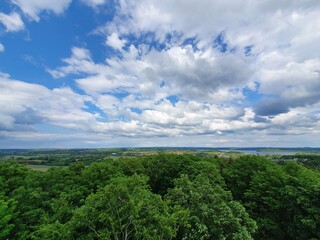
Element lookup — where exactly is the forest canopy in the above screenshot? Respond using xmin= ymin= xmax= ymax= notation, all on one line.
xmin=0 ymin=154 xmax=320 ymax=239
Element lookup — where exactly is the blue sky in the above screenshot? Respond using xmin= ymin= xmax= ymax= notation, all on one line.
xmin=0 ymin=0 xmax=320 ymax=148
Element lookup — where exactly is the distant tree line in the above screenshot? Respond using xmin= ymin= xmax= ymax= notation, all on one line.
xmin=0 ymin=154 xmax=319 ymax=239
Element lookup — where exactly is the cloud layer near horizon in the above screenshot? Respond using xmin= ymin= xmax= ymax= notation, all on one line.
xmin=0 ymin=0 xmax=320 ymax=147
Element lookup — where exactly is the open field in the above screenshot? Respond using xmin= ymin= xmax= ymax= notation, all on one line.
xmin=1 ymin=148 xmax=319 ymax=169
xmin=27 ymin=164 xmax=52 ymax=172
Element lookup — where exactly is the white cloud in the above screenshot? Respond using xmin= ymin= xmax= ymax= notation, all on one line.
xmin=106 ymin=0 xmax=320 ymax=43
xmin=141 ymin=46 xmax=252 ymax=101
xmin=98 ymin=0 xmax=320 ymax=115
xmin=48 ymin=34 xmax=320 ymax=144
xmin=259 ymin=59 xmax=320 ymax=96
xmin=255 ymin=59 xmax=320 ymax=116
xmin=81 ymin=0 xmax=107 ymax=8
xmin=0 ymin=43 xmax=4 ymax=52
xmin=48 ymin=44 xmax=255 ymax=138
xmin=46 ymin=48 xmax=261 ymax=142
xmin=127 ymin=1 xmax=320 ymax=121
xmin=51 ymin=44 xmax=251 ymax=103
xmin=106 ymin=32 xmax=126 ymax=50
xmin=11 ymin=0 xmax=72 ymax=21
xmin=101 ymin=0 xmax=320 ymax=70
xmin=3 ymin=0 xmax=320 ymax=147
xmin=0 ymin=75 xmax=96 ymax=133
xmin=0 ymin=12 xmax=24 ymax=32
xmin=48 ymin=47 xmax=105 ymax=78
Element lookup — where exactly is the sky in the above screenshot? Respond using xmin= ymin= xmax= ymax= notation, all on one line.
xmin=0 ymin=0 xmax=320 ymax=148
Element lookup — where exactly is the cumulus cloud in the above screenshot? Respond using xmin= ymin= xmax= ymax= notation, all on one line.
xmin=0 ymin=75 xmax=96 ymax=133
xmin=48 ymin=34 xmax=320 ymax=143
xmin=104 ymin=0 xmax=319 ymax=45
xmin=81 ymin=0 xmax=107 ymax=8
xmin=255 ymin=59 xmax=320 ymax=117
xmin=3 ymin=0 xmax=320 ymax=147
xmin=98 ymin=0 xmax=320 ymax=112
xmin=141 ymin=47 xmax=252 ymax=101
xmin=47 ymin=47 xmax=104 ymax=78
xmin=11 ymin=0 xmax=72 ymax=21
xmin=47 ymin=44 xmax=255 ymax=138
xmin=106 ymin=32 xmax=126 ymax=50
xmin=0 ymin=12 xmax=24 ymax=32
xmin=50 ymin=44 xmax=251 ymax=103
xmin=0 ymin=43 xmax=4 ymax=52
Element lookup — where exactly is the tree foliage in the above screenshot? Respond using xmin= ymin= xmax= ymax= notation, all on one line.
xmin=166 ymin=174 xmax=257 ymax=239
xmin=0 ymin=197 xmax=16 ymax=239
xmin=0 ymin=154 xmax=319 ymax=239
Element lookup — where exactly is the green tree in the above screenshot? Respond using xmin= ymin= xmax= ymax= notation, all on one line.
xmin=115 ymin=157 xmax=145 ymax=176
xmin=166 ymin=174 xmax=257 ymax=239
xmin=243 ymin=164 xmax=289 ymax=239
xmin=282 ymin=162 xmax=320 ymax=239
xmin=57 ymin=175 xmax=184 ymax=240
xmin=80 ymin=160 xmax=120 ymax=192
xmin=221 ymin=155 xmax=273 ymax=201
xmin=142 ymin=154 xmax=197 ymax=195
xmin=0 ymin=162 xmax=30 ymax=196
xmin=0 ymin=197 xmax=16 ymax=239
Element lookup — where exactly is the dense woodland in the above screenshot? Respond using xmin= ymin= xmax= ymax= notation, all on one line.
xmin=1 ymin=154 xmax=320 ymax=239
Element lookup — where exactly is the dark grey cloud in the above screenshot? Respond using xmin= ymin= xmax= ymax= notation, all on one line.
xmin=255 ymin=89 xmax=320 ymax=117
xmin=253 ymin=115 xmax=270 ymax=123
xmin=255 ymin=99 xmax=289 ymax=116
xmin=14 ymin=108 xmax=45 ymax=125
